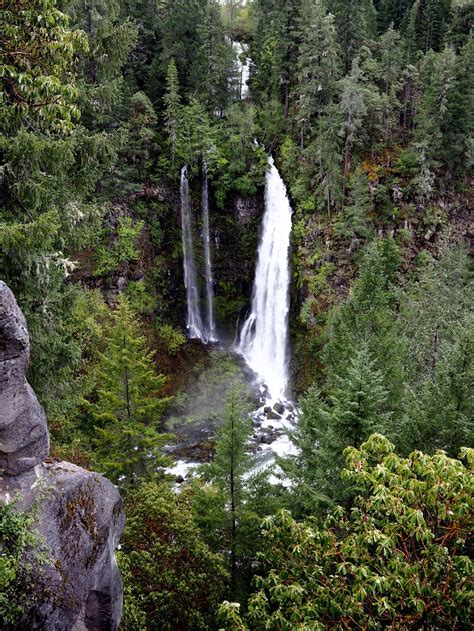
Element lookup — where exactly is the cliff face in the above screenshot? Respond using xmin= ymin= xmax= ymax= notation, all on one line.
xmin=0 ymin=281 xmax=124 ymax=631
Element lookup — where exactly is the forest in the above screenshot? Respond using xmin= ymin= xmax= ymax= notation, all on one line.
xmin=0 ymin=0 xmax=473 ymax=629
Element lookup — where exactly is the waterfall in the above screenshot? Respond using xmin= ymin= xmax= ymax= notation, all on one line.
xmin=233 ymin=41 xmax=250 ymax=100
xmin=201 ymin=164 xmax=217 ymax=341
xmin=180 ymin=166 xmax=205 ymax=340
xmin=238 ymin=157 xmax=293 ymax=401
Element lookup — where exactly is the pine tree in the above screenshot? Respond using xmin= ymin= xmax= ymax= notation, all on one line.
xmin=204 ymin=390 xmax=253 ymax=587
xmin=339 ymin=57 xmax=368 ymax=186
xmin=163 ymin=59 xmax=182 ymax=162
xmin=414 ymin=46 xmax=457 ymax=197
xmin=297 ymin=0 xmax=341 ymax=148
xmin=335 ymin=167 xmax=374 ymax=245
xmin=199 ymin=0 xmax=236 ymax=114
xmin=89 ymin=295 xmax=171 ymax=487
xmin=285 ymin=344 xmax=391 ymax=511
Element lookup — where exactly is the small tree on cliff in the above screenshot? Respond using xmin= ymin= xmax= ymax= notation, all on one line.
xmin=89 ymin=295 xmax=171 ymax=487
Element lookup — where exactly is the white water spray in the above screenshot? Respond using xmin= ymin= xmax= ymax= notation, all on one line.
xmin=238 ymin=157 xmax=293 ymax=401
xmin=201 ymin=164 xmax=217 ymax=341
xmin=180 ymin=166 xmax=205 ymax=340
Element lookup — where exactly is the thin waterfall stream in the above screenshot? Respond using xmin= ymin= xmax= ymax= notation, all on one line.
xmin=201 ymin=164 xmax=217 ymax=342
xmin=180 ymin=166 xmax=205 ymax=341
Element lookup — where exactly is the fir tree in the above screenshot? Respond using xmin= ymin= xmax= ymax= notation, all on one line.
xmin=338 ymin=57 xmax=368 ymax=186
xmin=285 ymin=344 xmax=391 ymax=511
xmin=163 ymin=59 xmax=182 ymax=162
xmin=335 ymin=167 xmax=374 ymax=245
xmin=297 ymin=0 xmax=341 ymax=148
xmin=323 ymin=239 xmax=405 ymax=411
xmin=414 ymin=45 xmax=457 ymax=197
xmin=199 ymin=0 xmax=236 ymax=114
xmin=327 ymin=0 xmax=377 ymax=73
xmin=204 ymin=390 xmax=253 ymax=587
xmin=89 ymin=295 xmax=172 ymax=487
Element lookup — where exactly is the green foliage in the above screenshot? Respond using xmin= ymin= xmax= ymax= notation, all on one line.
xmin=284 ymin=344 xmax=393 ymax=511
xmin=0 ymin=500 xmax=45 ymax=625
xmin=193 ymin=389 xmax=261 ymax=595
xmin=155 ymin=321 xmax=186 ymax=356
xmin=86 ymin=295 xmax=172 ymax=486
xmin=94 ymin=217 xmax=144 ymax=276
xmin=323 ymin=239 xmax=405 ymax=406
xmin=1 ymin=0 xmax=87 ymax=132
xmin=220 ymin=434 xmax=474 ymax=629
xmin=125 ymin=280 xmax=157 ymax=315
xmin=119 ymin=482 xmax=228 ymax=631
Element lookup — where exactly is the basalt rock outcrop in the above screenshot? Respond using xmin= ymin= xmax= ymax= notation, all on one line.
xmin=0 ymin=281 xmax=124 ymax=630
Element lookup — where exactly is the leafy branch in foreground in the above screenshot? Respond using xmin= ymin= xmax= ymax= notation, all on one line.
xmin=220 ymin=434 xmax=473 ymax=630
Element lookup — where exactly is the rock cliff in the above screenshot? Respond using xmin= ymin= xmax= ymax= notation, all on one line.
xmin=0 ymin=281 xmax=124 ymax=630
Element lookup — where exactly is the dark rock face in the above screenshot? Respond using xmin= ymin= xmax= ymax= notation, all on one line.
xmin=0 ymin=282 xmax=49 ymax=475
xmin=0 ymin=281 xmax=124 ymax=630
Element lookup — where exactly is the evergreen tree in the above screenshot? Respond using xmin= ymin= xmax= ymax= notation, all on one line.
xmin=250 ymin=0 xmax=302 ymax=115
xmin=285 ymin=344 xmax=391 ymax=511
xmin=308 ymin=102 xmax=344 ymax=214
xmin=163 ymin=59 xmax=182 ymax=162
xmin=297 ymin=0 xmax=341 ymax=148
xmin=89 ymin=295 xmax=171 ymax=487
xmin=65 ymin=0 xmax=138 ymax=126
xmin=323 ymin=239 xmax=405 ymax=410
xmin=204 ymin=390 xmax=253 ymax=587
xmin=414 ymin=45 xmax=457 ymax=197
xmin=442 ymin=33 xmax=474 ymax=176
xmin=327 ymin=0 xmax=377 ymax=72
xmin=0 ymin=0 xmax=110 ymax=407
xmin=376 ymin=0 xmax=415 ymax=31
xmin=338 ymin=57 xmax=368 ymax=186
xmin=199 ymin=0 xmax=236 ymax=114
xmin=335 ymin=167 xmax=374 ymax=244
xmin=406 ymin=0 xmax=452 ymax=54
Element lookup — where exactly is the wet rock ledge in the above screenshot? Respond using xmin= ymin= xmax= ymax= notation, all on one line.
xmin=0 ymin=281 xmax=124 ymax=630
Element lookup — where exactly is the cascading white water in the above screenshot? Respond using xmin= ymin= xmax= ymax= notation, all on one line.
xmin=201 ymin=164 xmax=217 ymax=342
xmin=238 ymin=157 xmax=293 ymax=401
xmin=180 ymin=166 xmax=205 ymax=340
xmin=233 ymin=41 xmax=250 ymax=100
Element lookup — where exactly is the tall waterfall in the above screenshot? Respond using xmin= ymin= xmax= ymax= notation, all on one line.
xmin=180 ymin=166 xmax=205 ymax=340
xmin=238 ymin=157 xmax=293 ymax=401
xmin=201 ymin=164 xmax=217 ymax=341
